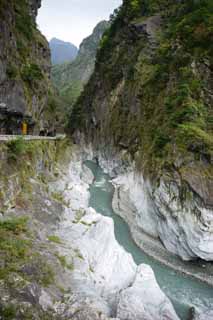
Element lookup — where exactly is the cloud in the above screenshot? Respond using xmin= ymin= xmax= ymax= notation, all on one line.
xmin=37 ymin=0 xmax=122 ymax=47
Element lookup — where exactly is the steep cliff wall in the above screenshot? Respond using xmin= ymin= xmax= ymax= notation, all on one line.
xmin=69 ymin=0 xmax=213 ymax=261
xmin=0 ymin=0 xmax=57 ymax=134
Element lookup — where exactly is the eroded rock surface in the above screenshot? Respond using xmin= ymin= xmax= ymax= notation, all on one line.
xmin=117 ymin=264 xmax=179 ymax=320
xmin=111 ymin=160 xmax=213 ymax=262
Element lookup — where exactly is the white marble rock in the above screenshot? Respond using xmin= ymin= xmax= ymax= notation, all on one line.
xmin=117 ymin=264 xmax=180 ymax=320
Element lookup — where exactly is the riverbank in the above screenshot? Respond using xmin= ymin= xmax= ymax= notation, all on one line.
xmin=127 ymin=224 xmax=213 ymax=287
xmin=112 ymin=176 xmax=213 ymax=287
xmin=92 ymin=154 xmax=213 ymax=287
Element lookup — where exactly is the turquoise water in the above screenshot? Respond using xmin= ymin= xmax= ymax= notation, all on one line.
xmin=86 ymin=160 xmax=213 ymax=320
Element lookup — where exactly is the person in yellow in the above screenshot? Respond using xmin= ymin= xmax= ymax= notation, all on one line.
xmin=21 ymin=121 xmax=28 ymax=135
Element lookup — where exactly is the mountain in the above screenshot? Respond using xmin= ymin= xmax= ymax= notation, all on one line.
xmin=49 ymin=38 xmax=78 ymax=65
xmin=51 ymin=21 xmax=109 ymax=111
xmin=69 ymin=1 xmax=213 ymax=261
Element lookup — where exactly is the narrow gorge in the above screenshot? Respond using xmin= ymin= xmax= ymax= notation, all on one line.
xmin=0 ymin=1 xmax=212 ymax=320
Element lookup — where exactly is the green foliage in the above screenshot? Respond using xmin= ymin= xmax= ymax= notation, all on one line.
xmin=61 ymin=80 xmax=82 ymax=107
xmin=12 ymin=251 xmax=56 ymax=288
xmin=21 ymin=63 xmax=43 ymax=86
xmin=6 ymin=63 xmax=18 ymax=79
xmin=146 ymin=0 xmax=213 ymax=163
xmin=16 ymin=38 xmax=29 ymax=61
xmin=6 ymin=139 xmax=39 ymax=162
xmin=0 ymin=305 xmax=54 ymax=320
xmin=153 ymin=132 xmax=171 ymax=153
xmin=51 ymin=191 xmax=64 ymax=203
xmin=68 ymin=100 xmax=86 ymax=134
xmin=0 ymin=217 xmax=30 ymax=280
xmin=0 ymin=216 xmax=28 ymax=233
xmin=47 ymin=93 xmax=58 ymax=113
xmin=178 ymin=123 xmax=213 ymax=154
xmin=73 ymin=209 xmax=85 ymax=224
xmin=56 ymin=254 xmax=66 ymax=268
xmin=37 ymin=261 xmax=55 ymax=287
xmin=51 ymin=191 xmax=69 ymax=207
xmin=56 ymin=254 xmax=74 ymax=271
xmin=0 ymin=304 xmax=16 ymax=320
xmin=14 ymin=0 xmax=35 ymax=40
xmin=7 ymin=138 xmax=27 ymax=161
xmin=48 ymin=235 xmax=62 ymax=244
xmin=123 ymin=0 xmax=143 ymax=18
xmin=169 ymin=0 xmax=213 ymax=57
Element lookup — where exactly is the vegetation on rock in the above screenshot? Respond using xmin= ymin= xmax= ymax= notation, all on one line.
xmin=70 ymin=0 xmax=213 ymax=180
xmin=0 ymin=0 xmax=59 ymax=133
xmin=0 ymin=139 xmax=73 ymax=319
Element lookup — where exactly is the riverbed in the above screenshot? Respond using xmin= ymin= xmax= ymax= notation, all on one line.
xmin=86 ymin=160 xmax=213 ymax=320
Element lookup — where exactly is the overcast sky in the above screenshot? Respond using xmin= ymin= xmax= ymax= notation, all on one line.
xmin=37 ymin=0 xmax=122 ymax=47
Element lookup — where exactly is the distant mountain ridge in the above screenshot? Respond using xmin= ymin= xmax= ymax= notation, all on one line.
xmin=51 ymin=21 xmax=109 ymax=109
xmin=49 ymin=38 xmax=78 ymax=65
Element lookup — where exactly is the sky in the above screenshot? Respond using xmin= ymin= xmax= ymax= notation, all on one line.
xmin=37 ymin=0 xmax=122 ymax=47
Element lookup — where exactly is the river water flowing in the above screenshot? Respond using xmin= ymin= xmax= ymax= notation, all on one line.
xmin=86 ymin=160 xmax=213 ymax=320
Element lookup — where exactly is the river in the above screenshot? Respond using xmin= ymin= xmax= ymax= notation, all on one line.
xmin=86 ymin=160 xmax=213 ymax=320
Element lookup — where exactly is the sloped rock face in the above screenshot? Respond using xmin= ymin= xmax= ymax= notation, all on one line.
xmin=117 ymin=264 xmax=179 ymax=320
xmin=0 ymin=0 xmax=56 ymax=134
xmin=153 ymin=176 xmax=213 ymax=261
xmin=190 ymin=308 xmax=213 ymax=320
xmin=111 ymin=161 xmax=213 ymax=262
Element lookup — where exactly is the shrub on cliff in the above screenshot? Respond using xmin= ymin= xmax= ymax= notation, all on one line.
xmin=7 ymin=138 xmax=28 ymax=161
xmin=21 ymin=63 xmax=43 ymax=87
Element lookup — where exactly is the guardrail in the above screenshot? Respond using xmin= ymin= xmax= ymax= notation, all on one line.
xmin=0 ymin=134 xmax=66 ymax=141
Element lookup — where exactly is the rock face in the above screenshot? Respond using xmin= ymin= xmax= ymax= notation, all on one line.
xmin=117 ymin=264 xmax=179 ymax=320
xmin=49 ymin=38 xmax=78 ymax=65
xmin=52 ymin=21 xmax=109 ymax=108
xmin=110 ymin=161 xmax=213 ymax=261
xmin=153 ymin=177 xmax=213 ymax=261
xmin=0 ymin=0 xmax=57 ymax=134
xmin=191 ymin=308 xmax=213 ymax=320
xmin=69 ymin=1 xmax=213 ymax=261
